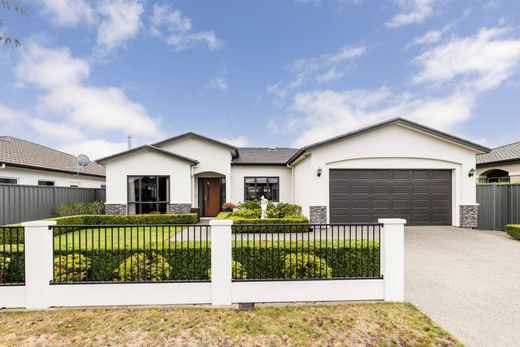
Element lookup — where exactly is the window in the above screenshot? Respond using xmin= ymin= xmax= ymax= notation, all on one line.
xmin=38 ymin=180 xmax=55 ymax=186
xmin=244 ymin=177 xmax=279 ymax=202
xmin=101 ymin=184 xmax=106 ymax=189
xmin=0 ymin=177 xmax=17 ymax=184
xmin=70 ymin=182 xmax=80 ymax=188
xmin=127 ymin=176 xmax=170 ymax=214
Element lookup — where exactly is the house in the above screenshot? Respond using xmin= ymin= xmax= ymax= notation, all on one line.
xmin=97 ymin=118 xmax=489 ymax=227
xmin=0 ymin=136 xmax=106 ymax=188
xmin=476 ymin=141 xmax=520 ymax=183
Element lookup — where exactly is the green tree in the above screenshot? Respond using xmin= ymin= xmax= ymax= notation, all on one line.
xmin=1 ymin=0 xmax=27 ymax=47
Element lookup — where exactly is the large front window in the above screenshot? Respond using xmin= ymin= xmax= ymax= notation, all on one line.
xmin=244 ymin=177 xmax=279 ymax=202
xmin=128 ymin=176 xmax=170 ymax=214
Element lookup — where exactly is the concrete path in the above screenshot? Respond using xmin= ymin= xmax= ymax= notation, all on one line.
xmin=405 ymin=226 xmax=520 ymax=347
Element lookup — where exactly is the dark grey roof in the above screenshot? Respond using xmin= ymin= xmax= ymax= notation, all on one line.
xmin=96 ymin=145 xmax=199 ymax=165
xmin=477 ymin=141 xmax=520 ymax=165
xmin=232 ymin=148 xmax=299 ymax=165
xmin=288 ymin=118 xmax=490 ymax=164
xmin=153 ymin=132 xmax=238 ymax=157
xmin=0 ymin=136 xmax=105 ymax=177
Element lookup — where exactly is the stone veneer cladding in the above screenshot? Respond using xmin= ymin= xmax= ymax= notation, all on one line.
xmin=169 ymin=203 xmax=192 ymax=214
xmin=309 ymin=206 xmax=327 ymax=224
xmin=460 ymin=205 xmax=478 ymax=228
xmin=105 ymin=203 xmax=126 ymax=215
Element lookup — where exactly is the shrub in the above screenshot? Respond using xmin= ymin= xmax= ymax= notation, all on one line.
xmin=10 ymin=239 xmax=377 ymax=283
xmin=55 ymin=201 xmax=105 ymax=217
xmin=506 ymin=225 xmax=520 ymax=240
xmin=237 ymin=200 xmax=261 ymax=210
xmin=231 ymin=217 xmax=310 ymax=233
xmin=267 ymin=203 xmax=302 ymax=218
xmin=231 ymin=209 xmax=261 ymax=219
xmin=0 ymin=227 xmax=24 ymax=245
xmin=53 ymin=254 xmax=91 ymax=282
xmin=114 ymin=252 xmax=171 ymax=281
xmin=207 ymin=260 xmax=248 ymax=280
xmin=0 ymin=256 xmax=10 ymax=282
xmin=283 ymin=253 xmax=332 ymax=279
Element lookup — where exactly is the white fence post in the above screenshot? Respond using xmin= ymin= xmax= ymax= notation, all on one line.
xmin=209 ymin=219 xmax=233 ymax=306
xmin=22 ymin=220 xmax=56 ymax=309
xmin=378 ymin=218 xmax=406 ymax=302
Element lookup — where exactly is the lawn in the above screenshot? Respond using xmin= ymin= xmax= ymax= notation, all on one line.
xmin=0 ymin=303 xmax=460 ymax=346
xmin=53 ymin=226 xmax=187 ymax=251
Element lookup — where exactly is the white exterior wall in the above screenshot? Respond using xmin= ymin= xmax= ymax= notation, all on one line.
xmin=477 ymin=162 xmax=520 ymax=183
xmin=0 ymin=166 xmax=105 ymax=188
xmin=293 ymin=124 xmax=479 ymax=226
xmin=104 ymin=150 xmax=192 ymax=205
xmin=159 ymin=138 xmax=233 ymax=204
xmin=230 ymin=165 xmax=293 ymax=204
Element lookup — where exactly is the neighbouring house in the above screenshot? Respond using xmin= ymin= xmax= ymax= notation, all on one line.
xmin=0 ymin=136 xmax=106 ymax=188
xmin=476 ymin=141 xmax=520 ymax=184
xmin=97 ymin=118 xmax=489 ymax=227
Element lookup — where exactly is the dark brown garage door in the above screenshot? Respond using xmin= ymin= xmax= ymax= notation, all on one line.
xmin=329 ymin=169 xmax=452 ymax=226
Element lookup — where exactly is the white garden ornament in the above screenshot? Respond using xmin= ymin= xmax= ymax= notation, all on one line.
xmin=260 ymin=195 xmax=268 ymax=219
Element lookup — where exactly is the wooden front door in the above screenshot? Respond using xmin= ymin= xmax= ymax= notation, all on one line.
xmin=203 ymin=178 xmax=221 ymax=217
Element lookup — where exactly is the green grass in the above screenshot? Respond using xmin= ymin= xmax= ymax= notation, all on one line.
xmin=53 ymin=226 xmax=186 ymax=251
xmin=0 ymin=303 xmax=461 ymax=346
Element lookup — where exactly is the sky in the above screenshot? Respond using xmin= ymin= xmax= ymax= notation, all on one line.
xmin=1 ymin=0 xmax=520 ymax=160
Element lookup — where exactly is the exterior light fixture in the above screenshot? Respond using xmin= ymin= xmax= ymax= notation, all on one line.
xmin=468 ymin=168 xmax=475 ymax=177
xmin=317 ymin=167 xmax=322 ymax=177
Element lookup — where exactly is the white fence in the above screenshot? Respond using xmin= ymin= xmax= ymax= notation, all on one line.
xmin=0 ymin=219 xmax=405 ymax=309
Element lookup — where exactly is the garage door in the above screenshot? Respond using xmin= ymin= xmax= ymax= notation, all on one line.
xmin=330 ymin=169 xmax=452 ymax=226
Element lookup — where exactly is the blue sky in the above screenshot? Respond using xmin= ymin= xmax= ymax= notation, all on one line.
xmin=1 ymin=0 xmax=520 ymax=159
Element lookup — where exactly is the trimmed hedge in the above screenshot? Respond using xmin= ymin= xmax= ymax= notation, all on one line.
xmin=506 ymin=224 xmax=520 ymax=240
xmin=232 ymin=217 xmax=310 ymax=233
xmin=29 ymin=240 xmax=376 ymax=282
xmin=1 ymin=214 xmax=198 ymax=243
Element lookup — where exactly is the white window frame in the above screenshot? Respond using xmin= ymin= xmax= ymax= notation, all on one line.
xmin=0 ymin=176 xmax=19 ymax=184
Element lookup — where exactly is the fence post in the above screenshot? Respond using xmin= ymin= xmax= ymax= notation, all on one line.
xmin=379 ymin=218 xmax=406 ymax=302
xmin=209 ymin=219 xmax=233 ymax=306
xmin=22 ymin=220 xmax=56 ymax=309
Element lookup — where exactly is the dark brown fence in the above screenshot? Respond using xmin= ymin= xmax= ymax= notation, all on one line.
xmin=477 ymin=184 xmax=520 ymax=230
xmin=0 ymin=184 xmax=106 ymax=226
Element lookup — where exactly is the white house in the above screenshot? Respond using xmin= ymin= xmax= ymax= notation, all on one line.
xmin=97 ymin=118 xmax=489 ymax=227
xmin=0 ymin=136 xmax=105 ymax=188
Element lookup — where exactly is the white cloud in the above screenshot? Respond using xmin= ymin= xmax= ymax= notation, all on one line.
xmin=413 ymin=27 xmax=520 ymax=91
xmin=407 ymin=22 xmax=455 ymax=48
xmin=150 ymin=4 xmax=222 ymax=52
xmin=96 ymin=0 xmax=143 ymax=53
xmin=15 ymin=43 xmax=163 ymax=140
xmin=287 ymin=88 xmax=475 ymax=147
xmin=207 ymin=70 xmax=228 ymax=91
xmin=29 ymin=118 xmax=87 ymax=143
xmin=386 ymin=0 xmax=436 ymax=28
xmin=267 ymin=45 xmax=366 ymax=99
xmin=219 ymin=136 xmax=250 ymax=147
xmin=0 ymin=104 xmax=25 ymax=133
xmin=60 ymin=139 xmax=128 ymax=159
xmin=38 ymin=0 xmax=96 ymax=27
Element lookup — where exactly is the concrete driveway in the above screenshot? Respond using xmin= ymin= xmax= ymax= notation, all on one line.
xmin=405 ymin=226 xmax=520 ymax=347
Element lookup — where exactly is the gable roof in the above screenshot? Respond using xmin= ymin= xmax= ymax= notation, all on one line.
xmin=287 ymin=118 xmax=490 ymax=164
xmin=477 ymin=141 xmax=520 ymax=165
xmin=96 ymin=145 xmax=199 ymax=165
xmin=232 ymin=148 xmax=299 ymax=165
xmin=0 ymin=136 xmax=105 ymax=177
xmin=153 ymin=132 xmax=238 ymax=157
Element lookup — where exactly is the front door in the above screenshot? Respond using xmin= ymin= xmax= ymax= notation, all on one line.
xmin=203 ymin=178 xmax=221 ymax=217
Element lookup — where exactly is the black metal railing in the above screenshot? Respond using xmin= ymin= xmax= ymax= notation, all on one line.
xmin=52 ymin=224 xmax=210 ymax=284
xmin=0 ymin=226 xmax=25 ymax=285
xmin=231 ymin=223 xmax=381 ymax=281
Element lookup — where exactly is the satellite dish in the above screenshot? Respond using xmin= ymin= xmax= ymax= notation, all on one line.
xmin=76 ymin=154 xmax=90 ymax=170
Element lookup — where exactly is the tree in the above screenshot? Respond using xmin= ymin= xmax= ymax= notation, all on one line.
xmin=0 ymin=0 xmax=27 ymax=47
